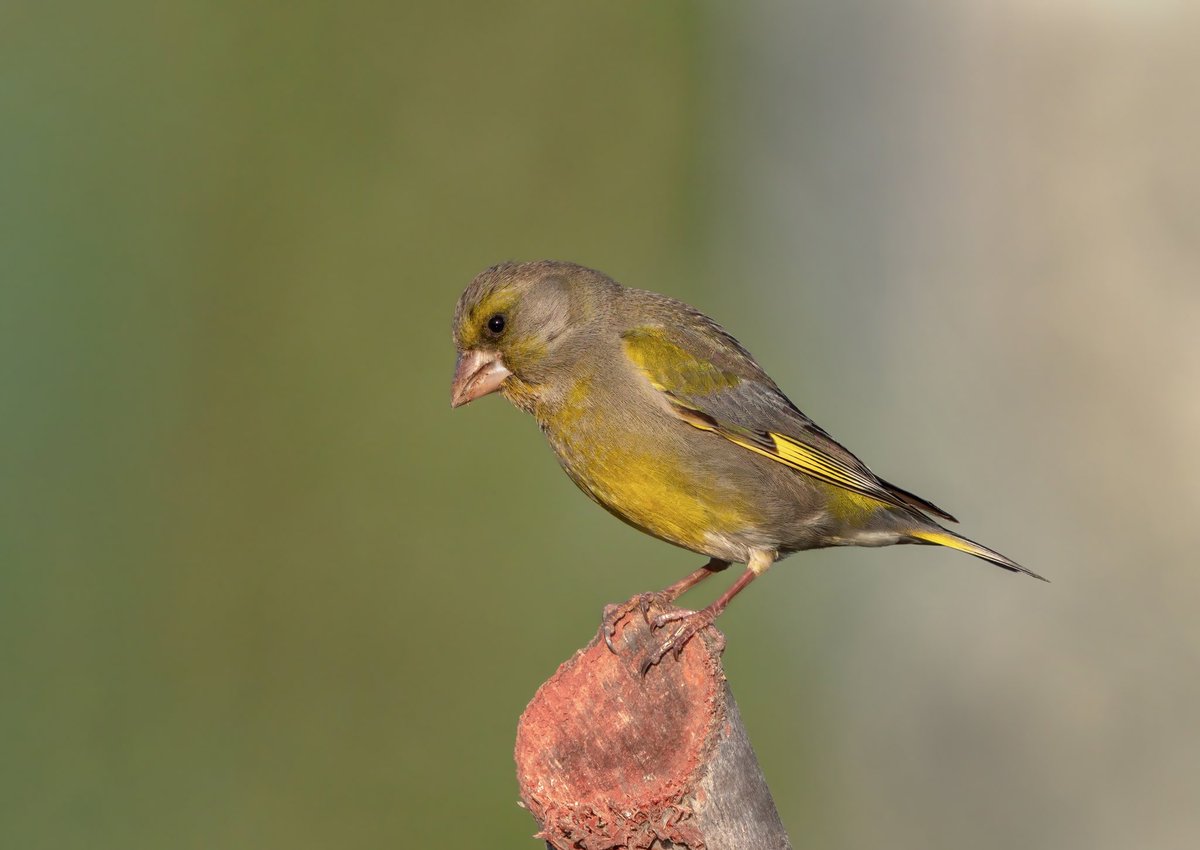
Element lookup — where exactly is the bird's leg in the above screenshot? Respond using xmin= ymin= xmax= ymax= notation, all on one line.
xmin=638 ymin=558 xmax=729 ymax=622
xmin=641 ymin=549 xmax=774 ymax=675
xmin=602 ymin=558 xmax=728 ymax=653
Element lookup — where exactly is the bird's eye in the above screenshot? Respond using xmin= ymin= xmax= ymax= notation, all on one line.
xmin=487 ymin=314 xmax=506 ymax=334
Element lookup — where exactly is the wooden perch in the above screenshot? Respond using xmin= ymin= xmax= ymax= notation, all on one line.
xmin=515 ymin=597 xmax=792 ymax=850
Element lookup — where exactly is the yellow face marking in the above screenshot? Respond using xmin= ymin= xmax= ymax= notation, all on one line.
xmin=456 ymin=289 xmax=521 ymax=351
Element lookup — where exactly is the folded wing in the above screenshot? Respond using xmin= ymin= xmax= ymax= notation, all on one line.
xmin=621 ymin=316 xmax=957 ymax=522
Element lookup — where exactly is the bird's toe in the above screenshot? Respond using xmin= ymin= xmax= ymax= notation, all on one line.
xmin=640 ymin=610 xmax=715 ymax=675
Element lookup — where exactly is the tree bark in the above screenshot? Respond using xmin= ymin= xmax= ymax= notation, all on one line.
xmin=515 ymin=597 xmax=792 ymax=850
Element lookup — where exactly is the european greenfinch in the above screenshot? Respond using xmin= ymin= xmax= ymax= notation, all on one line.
xmin=451 ymin=260 xmax=1043 ymax=670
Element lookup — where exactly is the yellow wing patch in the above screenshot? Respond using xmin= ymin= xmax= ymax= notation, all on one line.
xmin=622 ymin=327 xmax=741 ymax=396
xmin=664 ymin=398 xmax=902 ymax=512
xmin=768 ymin=433 xmax=878 ymax=493
xmin=623 ymin=327 xmax=921 ymax=515
xmin=723 ymin=431 xmax=897 ymax=510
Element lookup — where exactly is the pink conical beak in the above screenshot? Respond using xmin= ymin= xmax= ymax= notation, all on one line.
xmin=450 ymin=349 xmax=512 ymax=408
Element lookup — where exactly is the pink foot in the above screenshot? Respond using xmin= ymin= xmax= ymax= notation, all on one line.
xmin=639 ymin=609 xmax=717 ymax=676
xmin=602 ymin=592 xmax=679 ymax=653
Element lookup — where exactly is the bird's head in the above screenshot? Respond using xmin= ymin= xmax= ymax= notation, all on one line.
xmin=450 ymin=260 xmax=618 ymax=408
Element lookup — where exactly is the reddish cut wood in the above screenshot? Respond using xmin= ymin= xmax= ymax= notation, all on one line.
xmin=515 ymin=598 xmax=791 ymax=850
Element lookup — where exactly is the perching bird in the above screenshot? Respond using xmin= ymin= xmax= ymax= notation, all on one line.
xmin=451 ymin=261 xmax=1044 ymax=671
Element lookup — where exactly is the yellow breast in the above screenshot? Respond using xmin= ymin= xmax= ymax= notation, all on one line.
xmin=553 ymin=423 xmax=752 ymax=553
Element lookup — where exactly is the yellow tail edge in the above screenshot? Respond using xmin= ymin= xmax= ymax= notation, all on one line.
xmin=909 ymin=529 xmax=1049 ymax=582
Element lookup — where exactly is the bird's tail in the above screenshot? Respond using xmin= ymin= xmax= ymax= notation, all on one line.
xmin=907 ymin=527 xmax=1048 ymax=582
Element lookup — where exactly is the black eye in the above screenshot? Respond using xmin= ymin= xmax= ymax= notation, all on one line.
xmin=487 ymin=314 xmax=506 ymax=334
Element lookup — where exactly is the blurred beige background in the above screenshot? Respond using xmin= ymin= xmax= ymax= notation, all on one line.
xmin=3 ymin=2 xmax=1198 ymax=848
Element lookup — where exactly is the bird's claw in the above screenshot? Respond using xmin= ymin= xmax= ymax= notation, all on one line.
xmin=639 ymin=609 xmax=715 ymax=676
xmin=604 ymin=592 xmax=678 ymax=653
xmin=601 ymin=603 xmax=623 ymax=653
xmin=637 ymin=591 xmax=675 ymax=624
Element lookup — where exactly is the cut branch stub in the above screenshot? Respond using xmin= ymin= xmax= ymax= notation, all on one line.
xmin=514 ymin=598 xmax=791 ymax=850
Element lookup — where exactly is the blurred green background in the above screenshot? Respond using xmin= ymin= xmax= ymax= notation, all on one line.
xmin=4 ymin=2 xmax=1199 ymax=848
